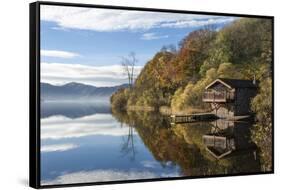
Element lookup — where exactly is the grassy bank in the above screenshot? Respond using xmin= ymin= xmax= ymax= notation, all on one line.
xmin=127 ymin=105 xmax=155 ymax=112
xmin=159 ymin=106 xmax=208 ymax=116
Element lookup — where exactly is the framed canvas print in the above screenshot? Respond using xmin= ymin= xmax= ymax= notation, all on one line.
xmin=29 ymin=1 xmax=274 ymax=188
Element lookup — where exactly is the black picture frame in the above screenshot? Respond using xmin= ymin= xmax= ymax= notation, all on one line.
xmin=29 ymin=1 xmax=274 ymax=189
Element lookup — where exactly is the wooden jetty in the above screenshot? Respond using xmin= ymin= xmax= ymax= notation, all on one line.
xmin=170 ymin=113 xmax=217 ymax=124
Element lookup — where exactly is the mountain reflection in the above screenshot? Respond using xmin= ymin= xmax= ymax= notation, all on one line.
xmin=41 ymin=101 xmax=111 ymax=119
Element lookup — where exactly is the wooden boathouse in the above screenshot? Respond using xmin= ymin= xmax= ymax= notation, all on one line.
xmin=202 ymin=78 xmax=258 ymax=119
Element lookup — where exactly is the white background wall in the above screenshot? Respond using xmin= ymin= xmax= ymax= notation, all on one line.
xmin=0 ymin=0 xmax=279 ymax=189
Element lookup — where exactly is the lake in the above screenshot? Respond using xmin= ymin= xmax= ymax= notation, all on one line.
xmin=40 ymin=101 xmax=268 ymax=185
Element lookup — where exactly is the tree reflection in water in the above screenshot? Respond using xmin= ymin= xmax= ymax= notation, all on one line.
xmin=112 ymin=108 xmax=270 ymax=177
xmin=120 ymin=122 xmax=136 ymax=161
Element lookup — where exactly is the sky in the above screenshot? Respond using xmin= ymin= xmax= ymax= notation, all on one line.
xmin=40 ymin=5 xmax=238 ymax=87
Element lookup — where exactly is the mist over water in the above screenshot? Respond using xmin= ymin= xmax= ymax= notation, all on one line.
xmin=41 ymin=100 xmax=111 ymax=119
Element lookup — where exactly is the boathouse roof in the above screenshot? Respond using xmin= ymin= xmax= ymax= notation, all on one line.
xmin=205 ymin=78 xmax=258 ymax=90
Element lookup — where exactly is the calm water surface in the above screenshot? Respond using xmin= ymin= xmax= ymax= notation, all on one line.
xmin=40 ymin=101 xmax=266 ymax=185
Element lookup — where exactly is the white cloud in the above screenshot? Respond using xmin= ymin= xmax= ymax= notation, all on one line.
xmin=41 ymin=169 xmax=179 ymax=185
xmin=41 ymin=62 xmax=143 ymax=87
xmin=41 ymin=143 xmax=78 ymax=152
xmin=41 ymin=5 xmax=237 ymax=32
xmin=41 ymin=114 xmax=134 ymax=140
xmin=141 ymin=32 xmax=169 ymax=40
xmin=41 ymin=50 xmax=80 ymax=59
xmin=160 ymin=17 xmax=235 ymax=28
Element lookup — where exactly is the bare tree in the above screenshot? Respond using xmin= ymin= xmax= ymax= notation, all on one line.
xmin=121 ymin=52 xmax=138 ymax=87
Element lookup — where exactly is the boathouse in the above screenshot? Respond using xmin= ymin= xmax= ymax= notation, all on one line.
xmin=202 ymin=78 xmax=258 ymax=119
xmin=202 ymin=120 xmax=257 ymax=159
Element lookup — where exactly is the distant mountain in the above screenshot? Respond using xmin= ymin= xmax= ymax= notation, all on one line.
xmin=41 ymin=82 xmax=129 ymax=101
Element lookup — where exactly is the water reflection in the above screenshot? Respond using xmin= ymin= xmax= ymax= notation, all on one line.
xmin=41 ymin=101 xmax=111 ymax=118
xmin=41 ymin=103 xmax=180 ymax=185
xmin=111 ymin=110 xmax=262 ymax=176
xmin=41 ymin=102 xmax=267 ymax=186
xmin=203 ymin=120 xmax=257 ymax=160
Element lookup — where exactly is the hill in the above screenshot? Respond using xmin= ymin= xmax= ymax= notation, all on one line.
xmin=41 ymin=82 xmax=129 ymax=101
